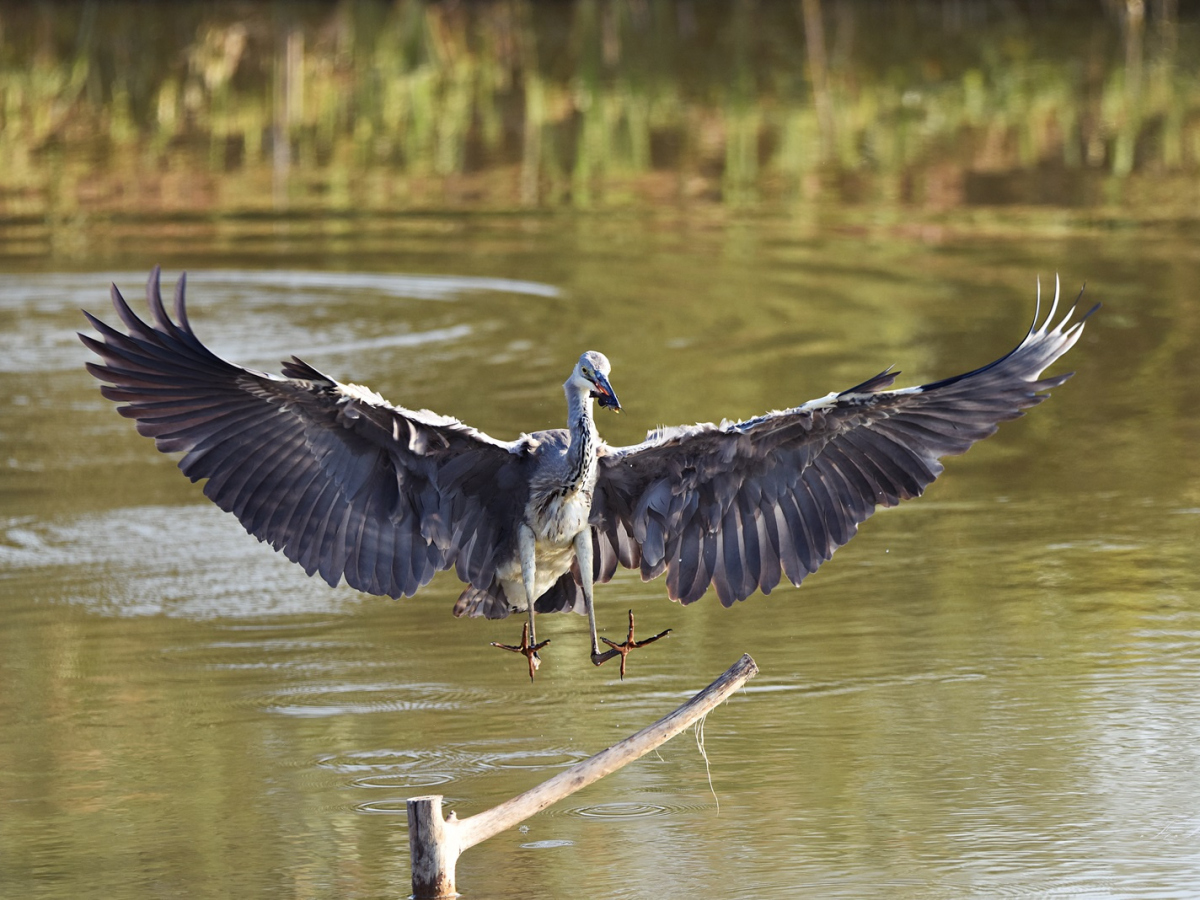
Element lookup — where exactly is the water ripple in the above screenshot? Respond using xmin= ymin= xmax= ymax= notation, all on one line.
xmin=0 ymin=269 xmax=559 ymax=373
xmin=569 ymin=802 xmax=669 ymax=820
xmin=521 ymin=839 xmax=575 ymax=849
xmin=261 ymin=681 xmax=492 ymax=717
xmin=355 ymin=799 xmax=415 ymax=816
xmin=352 ymin=771 xmax=456 ymax=789
xmin=479 ymin=749 xmax=590 ymax=771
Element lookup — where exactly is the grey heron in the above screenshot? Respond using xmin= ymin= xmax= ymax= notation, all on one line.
xmin=81 ymin=268 xmax=1096 ymax=679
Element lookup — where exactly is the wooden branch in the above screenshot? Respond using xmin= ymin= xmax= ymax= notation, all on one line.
xmin=407 ymin=653 xmax=759 ymax=899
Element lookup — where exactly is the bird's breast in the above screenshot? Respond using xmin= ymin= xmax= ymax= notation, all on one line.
xmin=531 ymin=487 xmax=594 ymax=546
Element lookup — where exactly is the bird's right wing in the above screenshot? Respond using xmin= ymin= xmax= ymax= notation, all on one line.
xmin=81 ymin=268 xmax=530 ymax=600
xmin=591 ymin=284 xmax=1097 ymax=607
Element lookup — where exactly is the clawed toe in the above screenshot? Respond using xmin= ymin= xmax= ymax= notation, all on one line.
xmin=491 ymin=622 xmax=551 ymax=682
xmin=590 ymin=647 xmax=620 ymax=667
xmin=593 ymin=610 xmax=671 ymax=679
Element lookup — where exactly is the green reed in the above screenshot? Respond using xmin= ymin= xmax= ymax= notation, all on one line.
xmin=0 ymin=0 xmax=1195 ymax=217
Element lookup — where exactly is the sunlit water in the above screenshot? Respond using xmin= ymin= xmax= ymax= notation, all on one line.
xmin=4 ymin=222 xmax=1199 ymax=899
xmin=4 ymin=4 xmax=1200 ymax=899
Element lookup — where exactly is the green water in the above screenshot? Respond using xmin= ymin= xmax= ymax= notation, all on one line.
xmin=3 ymin=3 xmax=1200 ymax=899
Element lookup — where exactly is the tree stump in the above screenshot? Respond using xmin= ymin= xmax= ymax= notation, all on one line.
xmin=407 ymin=653 xmax=759 ymax=898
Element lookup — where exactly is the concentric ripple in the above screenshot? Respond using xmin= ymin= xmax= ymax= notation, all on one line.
xmin=478 ymin=748 xmax=590 ymax=771
xmin=569 ymin=802 xmax=669 ymax=820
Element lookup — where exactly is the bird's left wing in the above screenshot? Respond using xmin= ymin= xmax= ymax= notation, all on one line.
xmin=591 ymin=286 xmax=1097 ymax=607
xmin=81 ymin=268 xmax=529 ymax=600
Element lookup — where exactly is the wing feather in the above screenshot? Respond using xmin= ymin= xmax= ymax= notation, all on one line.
xmin=796 ymin=477 xmax=834 ymax=565
xmin=287 ymin=476 xmax=338 ymax=576
xmin=593 ymin=283 xmax=1097 ymax=606
xmin=773 ymin=502 xmax=805 ymax=586
xmin=756 ymin=501 xmax=782 ymax=595
xmin=736 ymin=495 xmax=761 ymax=600
xmin=668 ymin=522 xmax=701 ymax=601
xmin=82 ymin=267 xmax=528 ymax=601
xmin=778 ymin=490 xmax=817 ymax=577
xmin=240 ymin=433 xmax=311 ymax=534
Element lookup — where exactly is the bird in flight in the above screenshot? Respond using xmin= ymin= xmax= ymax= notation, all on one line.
xmin=82 ymin=268 xmax=1096 ymax=680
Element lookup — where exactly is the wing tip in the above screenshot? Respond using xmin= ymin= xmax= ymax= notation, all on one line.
xmin=281 ymin=355 xmax=336 ymax=384
xmin=839 ymin=366 xmax=900 ymax=396
xmin=100 ymin=266 xmax=194 ymax=338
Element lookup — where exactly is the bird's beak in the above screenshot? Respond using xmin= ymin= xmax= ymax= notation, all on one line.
xmin=592 ymin=373 xmax=621 ymax=412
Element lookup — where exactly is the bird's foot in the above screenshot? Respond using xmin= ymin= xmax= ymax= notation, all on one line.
xmin=491 ymin=622 xmax=551 ymax=682
xmin=592 ymin=610 xmax=671 ymax=679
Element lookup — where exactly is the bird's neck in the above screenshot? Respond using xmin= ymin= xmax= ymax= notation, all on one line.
xmin=564 ymin=385 xmax=599 ymax=494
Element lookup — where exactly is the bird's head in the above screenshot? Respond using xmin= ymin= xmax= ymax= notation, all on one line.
xmin=573 ymin=350 xmax=621 ymax=412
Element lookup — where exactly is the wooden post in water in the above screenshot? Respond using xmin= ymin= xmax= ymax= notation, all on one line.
xmin=406 ymin=653 xmax=759 ymax=899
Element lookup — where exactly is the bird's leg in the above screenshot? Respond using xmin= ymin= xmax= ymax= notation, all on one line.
xmin=518 ymin=524 xmax=540 ymax=647
xmin=575 ymin=531 xmax=617 ymax=666
xmin=493 ymin=524 xmax=549 ymax=679
xmin=575 ymin=532 xmax=669 ymax=673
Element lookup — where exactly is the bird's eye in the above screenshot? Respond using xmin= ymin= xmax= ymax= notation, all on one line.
xmin=582 ymin=367 xmax=592 ymax=378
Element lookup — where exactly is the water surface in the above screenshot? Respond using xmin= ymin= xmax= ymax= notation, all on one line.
xmin=2 ymin=3 xmax=1200 ymax=899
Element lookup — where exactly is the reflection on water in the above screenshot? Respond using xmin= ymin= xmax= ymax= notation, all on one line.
xmin=1 ymin=0 xmax=1199 ymax=268
xmin=2 ymin=3 xmax=1200 ymax=900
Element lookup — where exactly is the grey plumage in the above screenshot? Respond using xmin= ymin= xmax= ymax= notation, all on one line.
xmin=82 ymin=268 xmax=1096 ymax=668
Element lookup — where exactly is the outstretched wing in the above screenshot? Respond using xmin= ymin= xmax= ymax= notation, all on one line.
xmin=591 ymin=281 xmax=1098 ymax=607
xmin=81 ymin=267 xmax=530 ymax=600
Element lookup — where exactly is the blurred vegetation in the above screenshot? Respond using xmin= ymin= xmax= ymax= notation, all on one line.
xmin=0 ymin=0 xmax=1196 ymax=221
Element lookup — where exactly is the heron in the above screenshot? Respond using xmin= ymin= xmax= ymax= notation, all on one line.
xmin=81 ymin=268 xmax=1096 ymax=679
